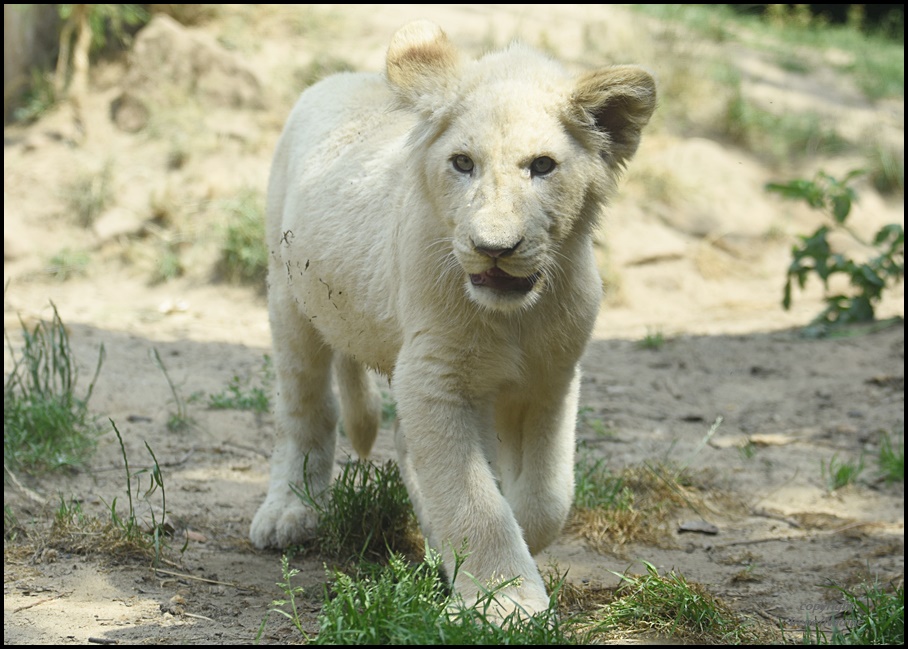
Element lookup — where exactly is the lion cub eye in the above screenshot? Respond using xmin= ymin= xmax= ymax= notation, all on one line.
xmin=452 ymin=154 xmax=474 ymax=174
xmin=530 ymin=156 xmax=556 ymax=177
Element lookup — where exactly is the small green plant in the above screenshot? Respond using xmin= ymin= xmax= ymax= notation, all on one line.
xmin=132 ymin=433 xmax=173 ymax=566
xmin=261 ymin=548 xmax=558 ymax=644
xmin=262 ymin=460 xmax=764 ymax=644
xmin=4 ymin=505 xmax=23 ymax=542
xmin=821 ymin=453 xmax=865 ymax=491
xmin=295 ymin=458 xmax=420 ymax=564
xmin=573 ymin=453 xmax=633 ymax=511
xmin=877 ymin=430 xmax=904 ymax=484
xmin=217 ymin=188 xmax=268 ymax=288
xmin=4 ymin=302 xmax=104 ymax=472
xmin=578 ymin=406 xmax=615 ymax=439
xmin=48 ymin=419 xmax=180 ymax=566
xmin=802 ymin=580 xmax=904 ymax=645
xmin=638 ymin=328 xmax=666 ymax=350
xmin=46 ymin=247 xmax=91 ymax=281
xmin=832 ymin=580 xmax=904 ymax=645
xmin=207 ymin=374 xmax=269 ymax=413
xmin=767 ymin=170 xmax=904 ymax=335
xmin=106 ymin=418 xmax=177 ymax=566
xmin=64 ymin=162 xmax=114 ymax=228
xmin=738 ymin=439 xmax=757 ymax=460
xmin=867 ymin=141 xmax=905 ymax=195
xmin=731 ymin=563 xmax=761 ymax=584
xmin=381 ymin=391 xmax=398 ymax=424
xmin=150 ymin=347 xmax=194 ymax=432
xmin=150 ymin=241 xmax=185 ymax=284
xmin=200 ymin=355 xmax=272 ymax=413
xmin=53 ymin=495 xmax=90 ymax=530
xmin=257 ymin=553 xmax=311 ymax=641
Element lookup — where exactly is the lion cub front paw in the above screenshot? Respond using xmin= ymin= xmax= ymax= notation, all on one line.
xmin=455 ymin=584 xmax=552 ymax=625
xmin=249 ymin=495 xmax=319 ymax=549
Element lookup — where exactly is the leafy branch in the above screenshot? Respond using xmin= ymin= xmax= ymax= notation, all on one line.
xmin=766 ymin=170 xmax=904 ymax=334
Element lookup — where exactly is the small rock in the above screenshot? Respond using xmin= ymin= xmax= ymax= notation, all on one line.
xmin=678 ymin=520 xmax=719 ymax=535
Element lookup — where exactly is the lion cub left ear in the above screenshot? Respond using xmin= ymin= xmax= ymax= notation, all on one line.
xmin=386 ymin=20 xmax=461 ymax=115
xmin=572 ymin=65 xmax=657 ymax=169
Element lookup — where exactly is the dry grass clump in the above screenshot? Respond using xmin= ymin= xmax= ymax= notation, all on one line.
xmin=567 ymin=460 xmax=709 ymax=556
xmin=47 ymin=497 xmax=163 ymax=563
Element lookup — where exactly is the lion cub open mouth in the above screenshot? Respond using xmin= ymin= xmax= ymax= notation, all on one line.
xmin=469 ymin=267 xmax=541 ymax=293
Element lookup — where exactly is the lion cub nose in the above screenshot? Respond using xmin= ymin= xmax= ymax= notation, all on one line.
xmin=473 ymin=237 xmax=523 ymax=259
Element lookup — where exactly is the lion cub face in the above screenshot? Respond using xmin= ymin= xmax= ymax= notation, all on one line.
xmin=387 ymin=21 xmax=656 ymax=313
xmin=428 ymin=91 xmax=589 ymax=312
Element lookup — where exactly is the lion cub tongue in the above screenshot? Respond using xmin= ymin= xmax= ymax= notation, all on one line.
xmin=470 ymin=267 xmax=536 ymax=293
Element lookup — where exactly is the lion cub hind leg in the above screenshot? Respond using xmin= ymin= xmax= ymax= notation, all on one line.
xmin=335 ymin=354 xmax=381 ymax=458
xmin=250 ymin=309 xmax=338 ymax=549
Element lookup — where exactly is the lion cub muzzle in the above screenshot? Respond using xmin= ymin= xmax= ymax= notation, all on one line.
xmin=460 ymin=218 xmax=546 ymax=309
xmin=469 ymin=236 xmax=539 ymax=293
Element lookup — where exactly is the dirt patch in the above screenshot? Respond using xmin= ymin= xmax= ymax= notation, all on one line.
xmin=4 ymin=5 xmax=903 ymax=645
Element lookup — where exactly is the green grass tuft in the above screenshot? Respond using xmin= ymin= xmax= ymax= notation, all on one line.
xmin=821 ymin=453 xmax=866 ymax=491
xmin=63 ymin=162 xmax=114 ymax=228
xmin=296 ymin=458 xmax=422 ymax=564
xmin=217 ymin=188 xmax=268 ymax=289
xmin=206 ymin=374 xmax=270 ymax=413
xmin=802 ymin=580 xmax=904 ymax=645
xmin=4 ymin=303 xmax=104 ymax=473
xmin=638 ymin=328 xmax=667 ymax=350
xmin=46 ymin=248 xmax=91 ymax=281
xmin=877 ymin=430 xmax=904 ymax=484
xmin=573 ymin=453 xmax=634 ymax=511
xmin=150 ymin=347 xmax=195 ymax=433
xmin=596 ymin=560 xmax=772 ymax=644
xmin=263 ymin=549 xmax=579 ymax=644
xmin=46 ymin=419 xmax=182 ymax=566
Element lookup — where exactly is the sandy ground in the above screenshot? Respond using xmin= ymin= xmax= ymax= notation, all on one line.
xmin=4 ymin=5 xmax=904 ymax=645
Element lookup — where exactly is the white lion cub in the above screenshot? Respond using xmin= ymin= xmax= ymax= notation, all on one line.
xmin=250 ymin=20 xmax=655 ymax=617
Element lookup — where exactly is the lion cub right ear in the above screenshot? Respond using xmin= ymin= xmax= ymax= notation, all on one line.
xmin=386 ymin=20 xmax=460 ymax=115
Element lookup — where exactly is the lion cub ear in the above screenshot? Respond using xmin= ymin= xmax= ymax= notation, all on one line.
xmin=386 ymin=20 xmax=460 ymax=113
xmin=572 ymin=65 xmax=657 ymax=169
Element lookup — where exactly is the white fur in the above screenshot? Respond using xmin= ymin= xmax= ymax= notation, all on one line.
xmin=250 ymin=20 xmax=655 ymax=617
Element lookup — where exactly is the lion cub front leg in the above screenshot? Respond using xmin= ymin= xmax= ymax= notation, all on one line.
xmin=394 ymin=362 xmax=550 ymax=617
xmin=497 ymin=367 xmax=580 ymax=556
xmin=250 ymin=309 xmax=338 ymax=549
